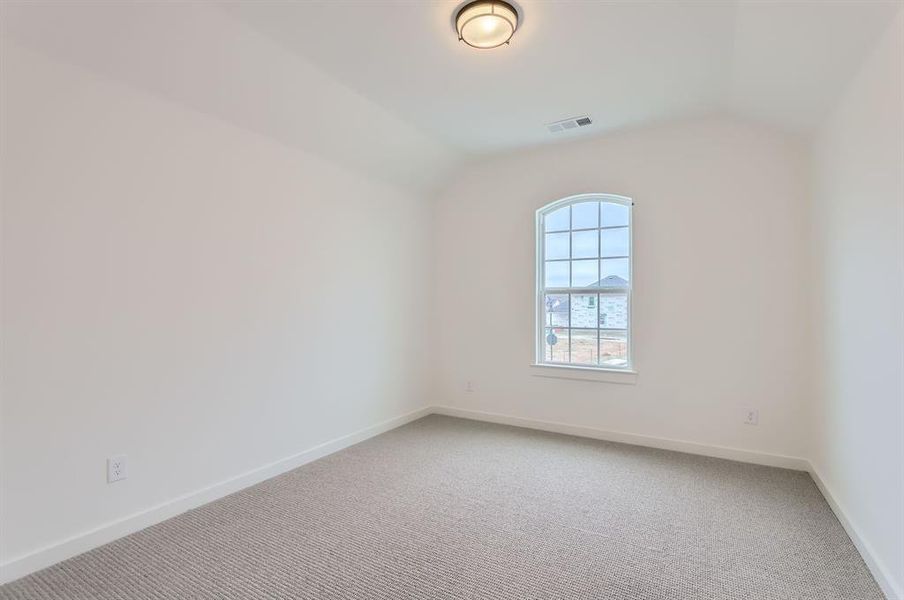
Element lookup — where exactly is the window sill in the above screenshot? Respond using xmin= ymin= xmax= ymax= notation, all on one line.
xmin=529 ymin=363 xmax=637 ymax=385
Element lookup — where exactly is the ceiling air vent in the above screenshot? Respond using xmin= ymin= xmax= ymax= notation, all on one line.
xmin=546 ymin=116 xmax=593 ymax=133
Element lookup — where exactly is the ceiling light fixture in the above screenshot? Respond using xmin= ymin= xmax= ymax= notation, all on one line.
xmin=455 ymin=1 xmax=519 ymax=49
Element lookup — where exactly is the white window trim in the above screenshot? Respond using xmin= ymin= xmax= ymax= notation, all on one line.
xmin=529 ymin=363 xmax=637 ymax=385
xmin=535 ymin=193 xmax=635 ymax=374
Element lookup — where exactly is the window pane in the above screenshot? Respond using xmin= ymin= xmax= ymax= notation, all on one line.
xmin=544 ymin=327 xmax=568 ymax=362
xmin=599 ymin=258 xmax=629 ymax=286
xmin=545 ymin=261 xmax=569 ymax=287
xmin=571 ymin=259 xmax=598 ymax=287
xmin=600 ymin=330 xmax=628 ymax=367
xmin=571 ymin=201 xmax=599 ymax=229
xmin=545 ymin=206 xmax=570 ymax=232
xmin=570 ymin=329 xmax=598 ymax=365
xmin=544 ymin=294 xmax=569 ymax=327
xmin=545 ymin=232 xmax=569 ymax=260
xmin=570 ymin=294 xmax=597 ymax=328
xmin=599 ymin=294 xmax=628 ymax=329
xmin=601 ymin=227 xmax=629 ymax=258
xmin=571 ymin=230 xmax=597 ymax=259
xmin=601 ymin=202 xmax=629 ymax=227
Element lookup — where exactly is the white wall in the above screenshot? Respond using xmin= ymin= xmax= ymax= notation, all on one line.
xmin=810 ymin=10 xmax=904 ymax=598
xmin=433 ymin=117 xmax=811 ymax=460
xmin=0 ymin=40 xmax=431 ymax=570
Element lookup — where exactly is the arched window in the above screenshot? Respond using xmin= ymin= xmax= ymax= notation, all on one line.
xmin=536 ymin=194 xmax=633 ymax=370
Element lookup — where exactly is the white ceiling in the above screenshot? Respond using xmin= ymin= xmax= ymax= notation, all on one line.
xmin=3 ymin=1 xmax=901 ymax=191
xmin=222 ymin=0 xmax=901 ymax=154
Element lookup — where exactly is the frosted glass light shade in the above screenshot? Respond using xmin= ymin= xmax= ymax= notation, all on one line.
xmin=456 ymin=1 xmax=518 ymax=49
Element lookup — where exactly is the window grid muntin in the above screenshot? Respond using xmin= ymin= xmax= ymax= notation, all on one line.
xmin=546 ymin=225 xmax=632 ymax=233
xmin=544 ymin=256 xmax=629 ymax=262
xmin=537 ymin=195 xmax=632 ymax=370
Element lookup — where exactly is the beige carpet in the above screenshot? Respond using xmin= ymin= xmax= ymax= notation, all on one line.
xmin=0 ymin=415 xmax=883 ymax=599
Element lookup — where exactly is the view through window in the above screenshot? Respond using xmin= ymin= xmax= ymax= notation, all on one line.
xmin=537 ymin=195 xmax=632 ymax=369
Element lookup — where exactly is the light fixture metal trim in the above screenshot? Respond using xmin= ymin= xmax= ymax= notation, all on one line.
xmin=456 ymin=0 xmax=519 ymax=50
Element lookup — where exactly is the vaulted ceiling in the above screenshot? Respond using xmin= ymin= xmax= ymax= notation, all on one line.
xmin=3 ymin=1 xmax=900 ymax=191
xmin=224 ymin=1 xmax=899 ymax=153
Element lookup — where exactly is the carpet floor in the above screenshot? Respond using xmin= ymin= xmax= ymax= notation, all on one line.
xmin=0 ymin=415 xmax=883 ymax=599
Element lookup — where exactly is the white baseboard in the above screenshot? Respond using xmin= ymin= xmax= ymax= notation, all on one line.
xmin=431 ymin=405 xmax=810 ymax=470
xmin=808 ymin=463 xmax=901 ymax=600
xmin=0 ymin=405 xmax=433 ymax=585
xmin=4 ymin=404 xmax=897 ymax=600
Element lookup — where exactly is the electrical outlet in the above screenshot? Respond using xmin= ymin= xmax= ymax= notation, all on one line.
xmin=107 ymin=455 xmax=128 ymax=483
xmin=465 ymin=380 xmax=475 ymax=393
xmin=744 ymin=409 xmax=759 ymax=426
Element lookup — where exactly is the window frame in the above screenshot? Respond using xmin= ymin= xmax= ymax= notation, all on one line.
xmin=535 ymin=193 xmax=634 ymax=372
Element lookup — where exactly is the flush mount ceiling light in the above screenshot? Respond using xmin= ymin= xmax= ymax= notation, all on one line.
xmin=455 ymin=1 xmax=519 ymax=49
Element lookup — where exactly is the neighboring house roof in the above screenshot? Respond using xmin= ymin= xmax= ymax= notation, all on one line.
xmin=591 ymin=275 xmax=629 ymax=288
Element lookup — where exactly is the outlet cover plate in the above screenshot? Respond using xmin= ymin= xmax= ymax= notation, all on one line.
xmin=107 ymin=455 xmax=128 ymax=483
xmin=744 ymin=410 xmax=759 ymax=426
